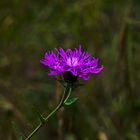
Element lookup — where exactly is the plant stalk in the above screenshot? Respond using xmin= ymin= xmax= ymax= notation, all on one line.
xmin=25 ymin=84 xmax=72 ymax=140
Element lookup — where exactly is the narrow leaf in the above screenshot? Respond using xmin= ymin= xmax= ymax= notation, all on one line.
xmin=32 ymin=106 xmax=46 ymax=124
xmin=36 ymin=110 xmax=45 ymax=124
xmin=64 ymin=97 xmax=78 ymax=106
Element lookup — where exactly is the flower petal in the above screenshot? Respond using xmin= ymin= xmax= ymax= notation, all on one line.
xmin=48 ymin=70 xmax=60 ymax=76
xmin=70 ymin=68 xmax=78 ymax=76
xmin=57 ymin=48 xmax=67 ymax=59
xmin=91 ymin=66 xmax=104 ymax=74
xmin=79 ymin=74 xmax=90 ymax=80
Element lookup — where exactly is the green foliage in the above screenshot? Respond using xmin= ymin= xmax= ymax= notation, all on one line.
xmin=34 ymin=109 xmax=45 ymax=125
xmin=64 ymin=97 xmax=78 ymax=106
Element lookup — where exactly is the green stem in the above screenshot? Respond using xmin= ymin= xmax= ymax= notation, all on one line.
xmin=25 ymin=84 xmax=72 ymax=140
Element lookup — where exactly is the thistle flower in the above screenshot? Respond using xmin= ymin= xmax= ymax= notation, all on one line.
xmin=24 ymin=46 xmax=103 ymax=140
xmin=40 ymin=45 xmax=104 ymax=82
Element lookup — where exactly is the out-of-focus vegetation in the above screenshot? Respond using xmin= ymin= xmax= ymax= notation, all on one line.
xmin=0 ymin=0 xmax=140 ymax=140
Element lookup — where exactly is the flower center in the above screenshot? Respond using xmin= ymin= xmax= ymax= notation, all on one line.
xmin=67 ymin=57 xmax=78 ymax=66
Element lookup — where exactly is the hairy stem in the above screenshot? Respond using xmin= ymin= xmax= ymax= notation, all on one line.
xmin=25 ymin=84 xmax=72 ymax=140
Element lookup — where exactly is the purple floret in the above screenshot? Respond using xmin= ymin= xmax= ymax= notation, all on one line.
xmin=40 ymin=45 xmax=104 ymax=81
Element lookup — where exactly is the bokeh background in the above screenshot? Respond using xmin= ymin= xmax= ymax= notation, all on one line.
xmin=0 ymin=0 xmax=140 ymax=140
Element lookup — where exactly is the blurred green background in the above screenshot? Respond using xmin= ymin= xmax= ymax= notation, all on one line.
xmin=0 ymin=0 xmax=140 ymax=140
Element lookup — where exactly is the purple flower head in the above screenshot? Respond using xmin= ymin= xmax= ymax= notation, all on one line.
xmin=40 ymin=45 xmax=104 ymax=82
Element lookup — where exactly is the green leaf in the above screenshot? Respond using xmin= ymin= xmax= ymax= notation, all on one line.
xmin=32 ymin=106 xmax=46 ymax=124
xmin=64 ymin=97 xmax=78 ymax=106
xmin=12 ymin=122 xmax=25 ymax=140
xmin=36 ymin=110 xmax=45 ymax=124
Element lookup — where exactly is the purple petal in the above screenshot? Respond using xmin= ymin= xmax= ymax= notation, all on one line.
xmin=48 ymin=70 xmax=60 ymax=76
xmin=79 ymin=74 xmax=90 ymax=80
xmin=40 ymin=59 xmax=48 ymax=66
xmin=91 ymin=66 xmax=104 ymax=74
xmin=89 ymin=58 xmax=99 ymax=67
xmin=66 ymin=48 xmax=73 ymax=56
xmin=70 ymin=68 xmax=78 ymax=76
xmin=57 ymin=48 xmax=67 ymax=59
